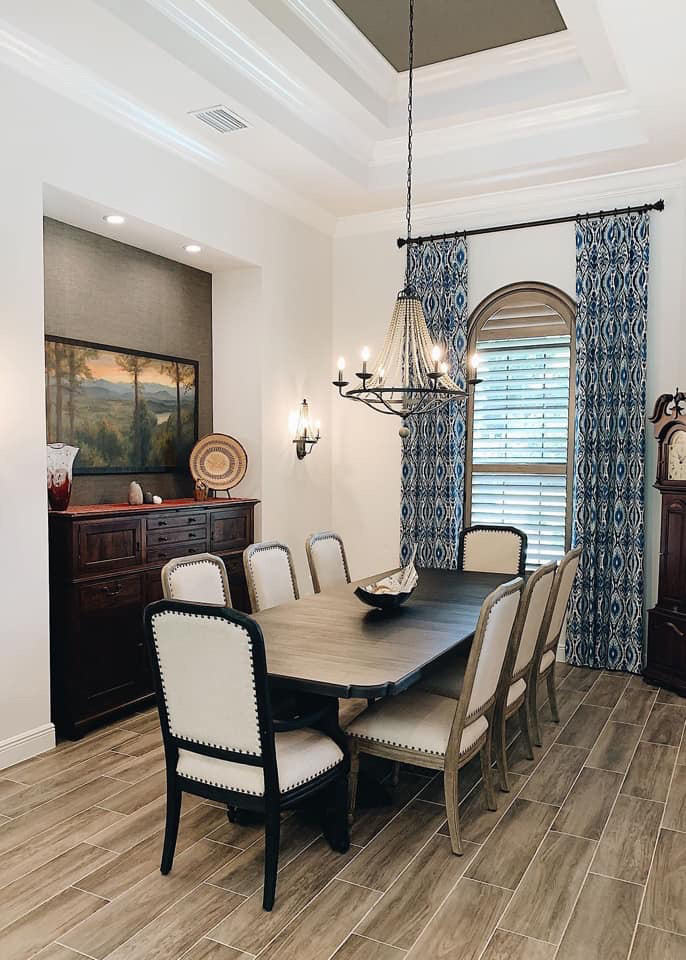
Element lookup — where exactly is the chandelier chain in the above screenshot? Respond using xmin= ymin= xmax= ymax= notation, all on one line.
xmin=405 ymin=0 xmax=414 ymax=288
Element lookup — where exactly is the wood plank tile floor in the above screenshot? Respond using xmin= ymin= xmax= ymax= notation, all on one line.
xmin=0 ymin=667 xmax=684 ymax=960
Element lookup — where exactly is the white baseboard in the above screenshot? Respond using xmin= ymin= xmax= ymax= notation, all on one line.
xmin=0 ymin=722 xmax=56 ymax=771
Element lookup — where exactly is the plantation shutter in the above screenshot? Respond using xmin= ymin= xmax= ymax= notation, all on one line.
xmin=470 ymin=336 xmax=571 ymax=567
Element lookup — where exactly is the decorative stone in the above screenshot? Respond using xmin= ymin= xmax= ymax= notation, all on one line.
xmin=128 ymin=481 xmax=143 ymax=505
xmin=152 ymin=495 xmax=163 ymax=504
xmin=143 ymin=491 xmax=154 ymax=504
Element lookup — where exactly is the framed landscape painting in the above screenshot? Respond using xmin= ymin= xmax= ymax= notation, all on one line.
xmin=45 ymin=336 xmax=198 ymax=474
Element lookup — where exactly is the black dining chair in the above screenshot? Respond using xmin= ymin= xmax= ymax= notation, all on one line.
xmin=144 ymin=599 xmax=350 ymax=910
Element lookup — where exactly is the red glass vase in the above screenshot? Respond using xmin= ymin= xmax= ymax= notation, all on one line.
xmin=47 ymin=443 xmax=79 ymax=511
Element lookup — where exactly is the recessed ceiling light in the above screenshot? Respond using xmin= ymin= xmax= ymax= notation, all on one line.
xmin=184 ymin=243 xmax=202 ymax=253
xmin=103 ymin=214 xmax=125 ymax=225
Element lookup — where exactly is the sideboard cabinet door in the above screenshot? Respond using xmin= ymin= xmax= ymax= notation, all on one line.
xmin=77 ymin=518 xmax=143 ymax=576
xmin=76 ymin=574 xmax=149 ymax=721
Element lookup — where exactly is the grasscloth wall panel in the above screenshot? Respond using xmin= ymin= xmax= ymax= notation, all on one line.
xmin=43 ymin=218 xmax=212 ymax=503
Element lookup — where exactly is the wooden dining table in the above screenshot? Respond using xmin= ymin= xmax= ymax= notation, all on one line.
xmin=253 ymin=567 xmax=515 ymax=700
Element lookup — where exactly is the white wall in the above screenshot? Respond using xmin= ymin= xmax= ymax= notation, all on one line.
xmin=332 ymin=168 xmax=686 ymax=614
xmin=0 ymin=67 xmax=332 ymax=766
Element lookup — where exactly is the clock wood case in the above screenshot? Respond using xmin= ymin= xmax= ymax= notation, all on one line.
xmin=645 ymin=390 xmax=686 ymax=697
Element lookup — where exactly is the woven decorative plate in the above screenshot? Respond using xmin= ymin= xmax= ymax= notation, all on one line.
xmin=189 ymin=434 xmax=248 ymax=491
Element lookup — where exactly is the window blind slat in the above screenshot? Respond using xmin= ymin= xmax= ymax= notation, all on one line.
xmin=470 ymin=333 xmax=571 ymax=567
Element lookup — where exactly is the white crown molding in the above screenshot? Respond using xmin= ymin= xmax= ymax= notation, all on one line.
xmin=0 ymin=722 xmax=55 ymax=770
xmin=140 ymin=0 xmax=375 ymax=164
xmin=372 ymin=90 xmax=640 ymax=166
xmin=336 ymin=159 xmax=686 ymax=238
xmin=402 ymin=32 xmax=580 ymax=99
xmin=0 ymin=18 xmax=336 ymax=235
xmin=282 ymin=0 xmax=395 ymax=97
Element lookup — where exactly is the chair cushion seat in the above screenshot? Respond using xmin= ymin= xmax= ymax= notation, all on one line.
xmin=347 ymin=689 xmax=488 ymax=758
xmin=417 ymin=653 xmax=467 ymax=699
xmin=177 ymin=727 xmax=343 ymax=797
xmin=539 ymin=649 xmax=556 ymax=674
xmin=507 ymin=677 xmax=527 ymax=707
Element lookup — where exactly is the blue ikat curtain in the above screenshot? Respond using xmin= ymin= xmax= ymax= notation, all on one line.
xmin=400 ymin=237 xmax=468 ymax=568
xmin=567 ymin=212 xmax=650 ymax=672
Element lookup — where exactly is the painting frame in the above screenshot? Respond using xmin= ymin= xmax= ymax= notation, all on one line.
xmin=45 ymin=335 xmax=199 ymax=475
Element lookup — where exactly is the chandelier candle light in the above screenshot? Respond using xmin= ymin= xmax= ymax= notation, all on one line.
xmin=332 ymin=0 xmax=480 ymax=438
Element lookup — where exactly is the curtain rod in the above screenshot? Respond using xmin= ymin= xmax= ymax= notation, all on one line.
xmin=396 ymin=199 xmax=665 ymax=248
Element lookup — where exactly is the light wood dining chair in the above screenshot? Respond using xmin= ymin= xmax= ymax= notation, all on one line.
xmin=144 ymin=600 xmax=349 ymax=911
xmin=418 ymin=525 xmax=528 ymax=699
xmin=493 ymin=561 xmax=557 ymax=791
xmin=161 ymin=553 xmax=232 ymax=606
xmin=530 ymin=546 xmax=583 ymax=745
xmin=459 ymin=524 xmax=528 ymax=576
xmin=306 ymin=531 xmax=351 ymax=593
xmin=243 ymin=541 xmax=300 ymax=613
xmin=347 ymin=577 xmax=523 ymax=855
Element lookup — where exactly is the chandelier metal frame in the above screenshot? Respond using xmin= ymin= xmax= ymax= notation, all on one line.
xmin=332 ymin=0 xmax=479 ymax=430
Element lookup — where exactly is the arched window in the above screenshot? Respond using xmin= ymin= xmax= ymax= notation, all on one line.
xmin=465 ymin=282 xmax=576 ymax=568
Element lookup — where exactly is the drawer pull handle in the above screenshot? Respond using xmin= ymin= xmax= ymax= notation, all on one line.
xmin=158 ymin=536 xmax=168 ymax=543
xmin=189 ymin=533 xmax=196 ymax=539
xmin=665 ymin=621 xmax=685 ymax=638
xmin=102 ymin=584 xmax=122 ymax=596
xmin=158 ymin=520 xmax=167 ymax=527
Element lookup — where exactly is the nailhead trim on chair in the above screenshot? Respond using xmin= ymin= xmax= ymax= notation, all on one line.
xmin=306 ymin=531 xmax=351 ymax=591
xmin=245 ymin=542 xmax=299 ymax=612
xmin=178 ymin=755 xmax=343 ymax=796
xmin=168 ymin=559 xmax=229 ymax=604
xmin=151 ymin=610 xmax=261 ymax=756
xmin=351 ymin=730 xmax=447 ymax=757
xmin=351 ymin=727 xmax=483 ymax=758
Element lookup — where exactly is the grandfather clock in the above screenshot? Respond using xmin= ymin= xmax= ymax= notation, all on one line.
xmin=645 ymin=389 xmax=686 ymax=696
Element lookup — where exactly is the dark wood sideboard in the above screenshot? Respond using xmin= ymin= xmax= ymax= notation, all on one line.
xmin=48 ymin=497 xmax=259 ymax=738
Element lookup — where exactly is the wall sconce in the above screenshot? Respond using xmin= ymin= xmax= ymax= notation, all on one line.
xmin=291 ymin=399 xmax=320 ymax=460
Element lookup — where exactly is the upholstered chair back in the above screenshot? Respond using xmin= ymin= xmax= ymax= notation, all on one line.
xmin=459 ymin=525 xmax=527 ymax=576
xmin=243 ymin=541 xmax=300 ymax=613
xmin=161 ymin=553 xmax=232 ymax=607
xmin=543 ymin=546 xmax=582 ymax=654
xmin=464 ymin=579 xmax=523 ymax=721
xmin=145 ymin=602 xmax=269 ymax=760
xmin=306 ymin=531 xmax=351 ymax=594
xmin=512 ymin=561 xmax=557 ymax=679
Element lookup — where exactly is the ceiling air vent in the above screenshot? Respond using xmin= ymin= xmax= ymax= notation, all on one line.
xmin=190 ymin=105 xmax=247 ymax=133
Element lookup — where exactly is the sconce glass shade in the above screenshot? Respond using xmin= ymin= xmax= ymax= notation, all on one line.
xmin=294 ymin=399 xmax=320 ymax=459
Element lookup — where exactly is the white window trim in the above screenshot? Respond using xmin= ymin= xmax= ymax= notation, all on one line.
xmin=465 ymin=282 xmax=576 ymax=560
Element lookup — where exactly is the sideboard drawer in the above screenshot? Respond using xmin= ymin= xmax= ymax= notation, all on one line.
xmin=210 ymin=507 xmax=253 ymax=552
xmin=77 ymin=519 xmax=143 ymax=575
xmin=147 ymin=541 xmax=208 ymax=565
xmin=147 ymin=525 xmax=207 ymax=547
xmin=80 ymin=575 xmax=142 ymax=613
xmin=147 ymin=512 xmax=208 ymax=532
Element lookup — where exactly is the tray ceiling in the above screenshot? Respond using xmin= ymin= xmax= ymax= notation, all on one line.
xmin=331 ymin=0 xmax=566 ymax=70
xmin=2 ymin=0 xmax=686 ymax=229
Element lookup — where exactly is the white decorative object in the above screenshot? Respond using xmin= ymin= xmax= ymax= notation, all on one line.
xmin=152 ymin=495 xmax=163 ymax=504
xmin=128 ymin=481 xmax=143 ymax=505
xmin=364 ymin=546 xmax=418 ymax=595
